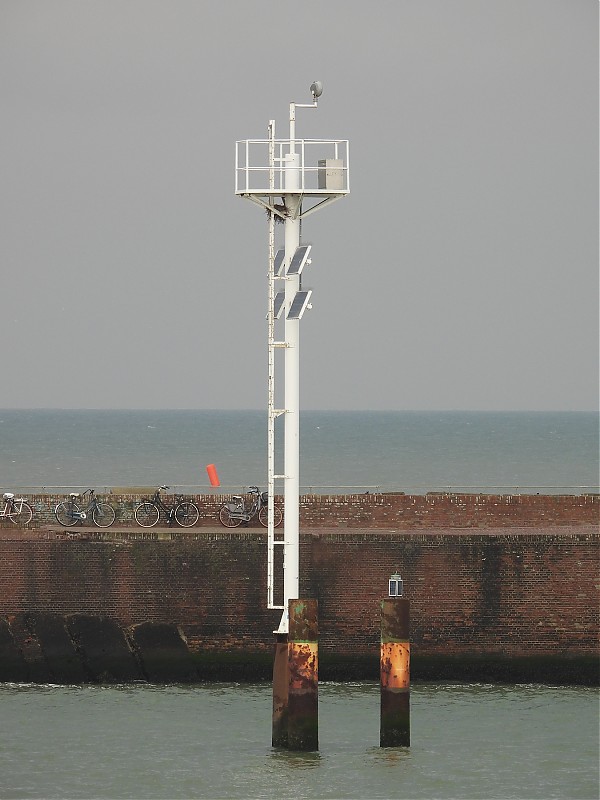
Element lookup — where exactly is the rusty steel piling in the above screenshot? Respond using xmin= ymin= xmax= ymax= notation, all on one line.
xmin=287 ymin=599 xmax=319 ymax=751
xmin=272 ymin=633 xmax=289 ymax=747
xmin=380 ymin=597 xmax=410 ymax=747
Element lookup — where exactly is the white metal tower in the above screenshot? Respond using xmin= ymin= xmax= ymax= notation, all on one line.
xmin=235 ymin=83 xmax=349 ymax=633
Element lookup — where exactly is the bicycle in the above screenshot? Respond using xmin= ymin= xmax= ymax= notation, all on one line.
xmin=0 ymin=492 xmax=33 ymax=525
xmin=55 ymin=489 xmax=116 ymax=528
xmin=218 ymin=486 xmax=282 ymax=528
xmin=134 ymin=486 xmax=200 ymax=528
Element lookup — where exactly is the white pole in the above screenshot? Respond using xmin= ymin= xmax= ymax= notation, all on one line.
xmin=283 ymin=213 xmax=300 ymax=615
xmin=279 ymin=103 xmax=301 ymax=633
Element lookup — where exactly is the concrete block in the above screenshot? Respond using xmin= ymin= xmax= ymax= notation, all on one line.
xmin=65 ymin=614 xmax=142 ymax=682
xmin=0 ymin=617 xmax=28 ymax=681
xmin=28 ymin=613 xmax=88 ymax=683
xmin=130 ymin=622 xmax=197 ymax=682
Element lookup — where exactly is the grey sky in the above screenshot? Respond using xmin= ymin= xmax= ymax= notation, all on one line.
xmin=1 ymin=0 xmax=597 ymax=411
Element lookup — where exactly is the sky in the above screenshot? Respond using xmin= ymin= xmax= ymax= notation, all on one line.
xmin=1 ymin=0 xmax=597 ymax=412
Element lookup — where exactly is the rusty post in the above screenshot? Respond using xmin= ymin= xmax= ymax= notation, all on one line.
xmin=272 ymin=633 xmax=289 ymax=747
xmin=380 ymin=597 xmax=410 ymax=747
xmin=287 ymin=599 xmax=318 ymax=751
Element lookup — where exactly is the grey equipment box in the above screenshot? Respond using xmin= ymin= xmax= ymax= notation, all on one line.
xmin=318 ymin=159 xmax=344 ymax=191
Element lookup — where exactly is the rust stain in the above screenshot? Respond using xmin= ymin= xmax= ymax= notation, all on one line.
xmin=288 ymin=642 xmax=318 ymax=690
xmin=380 ymin=642 xmax=410 ymax=689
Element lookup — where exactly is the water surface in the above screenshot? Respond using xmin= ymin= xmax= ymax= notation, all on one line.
xmin=0 ymin=409 xmax=597 ymax=493
xmin=1 ymin=682 xmax=598 ymax=799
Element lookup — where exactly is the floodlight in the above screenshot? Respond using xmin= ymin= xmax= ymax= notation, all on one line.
xmin=310 ymin=81 xmax=323 ymax=99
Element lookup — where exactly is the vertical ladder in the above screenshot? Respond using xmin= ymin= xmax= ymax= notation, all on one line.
xmin=267 ymin=119 xmax=285 ymax=610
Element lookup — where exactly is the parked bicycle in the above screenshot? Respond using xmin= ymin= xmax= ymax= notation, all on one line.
xmin=55 ymin=489 xmax=116 ymax=528
xmin=218 ymin=486 xmax=282 ymax=528
xmin=134 ymin=486 xmax=200 ymax=528
xmin=0 ymin=492 xmax=33 ymax=525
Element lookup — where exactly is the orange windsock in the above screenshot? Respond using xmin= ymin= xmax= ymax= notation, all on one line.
xmin=206 ymin=464 xmax=220 ymax=487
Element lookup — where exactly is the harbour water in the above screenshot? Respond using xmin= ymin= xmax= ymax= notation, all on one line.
xmin=1 ymin=682 xmax=597 ymax=799
xmin=0 ymin=409 xmax=597 ymax=494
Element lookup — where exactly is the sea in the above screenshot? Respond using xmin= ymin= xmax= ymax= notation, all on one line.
xmin=0 ymin=682 xmax=598 ymax=799
xmin=0 ymin=409 xmax=598 ymax=495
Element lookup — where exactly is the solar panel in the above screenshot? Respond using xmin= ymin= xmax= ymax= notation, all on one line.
xmin=287 ymin=245 xmax=312 ymax=276
xmin=287 ymin=290 xmax=312 ymax=320
xmin=274 ymin=249 xmax=286 ymax=276
xmin=273 ymin=291 xmax=285 ymax=319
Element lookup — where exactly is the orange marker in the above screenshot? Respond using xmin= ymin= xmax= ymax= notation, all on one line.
xmin=206 ymin=464 xmax=220 ymax=487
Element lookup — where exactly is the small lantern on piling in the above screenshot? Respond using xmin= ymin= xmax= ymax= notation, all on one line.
xmin=388 ymin=572 xmax=403 ymax=597
xmin=381 ymin=572 xmax=410 ymax=747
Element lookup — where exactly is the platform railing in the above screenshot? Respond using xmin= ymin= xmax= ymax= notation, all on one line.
xmin=235 ymin=138 xmax=349 ymax=195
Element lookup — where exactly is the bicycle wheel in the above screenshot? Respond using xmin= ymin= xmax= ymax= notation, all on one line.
xmin=258 ymin=506 xmax=283 ymax=528
xmin=218 ymin=505 xmax=243 ymax=528
xmin=55 ymin=500 xmax=80 ymax=527
xmin=175 ymin=501 xmax=199 ymax=528
xmin=92 ymin=502 xmax=116 ymax=528
xmin=134 ymin=501 xmax=160 ymax=528
xmin=9 ymin=501 xmax=33 ymax=525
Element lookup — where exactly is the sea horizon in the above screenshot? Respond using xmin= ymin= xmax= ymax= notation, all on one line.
xmin=0 ymin=408 xmax=597 ymax=495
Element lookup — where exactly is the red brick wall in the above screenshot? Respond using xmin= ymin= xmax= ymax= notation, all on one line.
xmin=15 ymin=491 xmax=600 ymax=529
xmin=301 ymin=530 xmax=598 ymax=659
xmin=1 ymin=529 xmax=597 ymax=673
xmin=297 ymin=492 xmax=599 ymax=528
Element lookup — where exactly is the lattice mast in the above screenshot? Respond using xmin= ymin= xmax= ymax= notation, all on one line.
xmin=235 ymin=83 xmax=349 ymax=632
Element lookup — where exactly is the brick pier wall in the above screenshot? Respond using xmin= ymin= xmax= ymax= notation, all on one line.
xmin=11 ymin=490 xmax=600 ymax=529
xmin=0 ymin=494 xmax=597 ymax=685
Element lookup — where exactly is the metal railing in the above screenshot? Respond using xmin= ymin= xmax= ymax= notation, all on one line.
xmin=235 ymin=138 xmax=350 ymax=195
